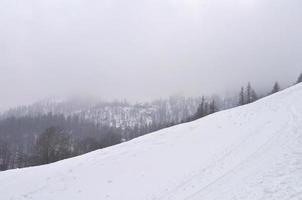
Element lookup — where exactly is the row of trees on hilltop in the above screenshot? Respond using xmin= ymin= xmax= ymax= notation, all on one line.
xmin=238 ymin=82 xmax=258 ymax=106
xmin=238 ymin=71 xmax=302 ymax=106
xmin=187 ymin=72 xmax=302 ymax=122
xmin=187 ymin=97 xmax=218 ymax=121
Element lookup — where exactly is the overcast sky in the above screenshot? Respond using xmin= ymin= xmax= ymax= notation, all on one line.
xmin=1 ymin=0 xmax=302 ymax=110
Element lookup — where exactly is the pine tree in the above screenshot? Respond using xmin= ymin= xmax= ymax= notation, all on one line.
xmin=204 ymin=102 xmax=209 ymax=116
xmin=239 ymin=87 xmax=245 ymax=105
xmin=209 ymin=100 xmax=217 ymax=114
xmin=246 ymin=82 xmax=258 ymax=104
xmin=271 ymin=82 xmax=280 ymax=94
xmin=297 ymin=73 xmax=302 ymax=84
xmin=246 ymin=83 xmax=252 ymax=103
xmin=251 ymin=89 xmax=258 ymax=102
xmin=195 ymin=96 xmax=206 ymax=119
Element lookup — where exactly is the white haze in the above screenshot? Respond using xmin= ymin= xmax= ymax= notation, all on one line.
xmin=1 ymin=0 xmax=302 ymax=110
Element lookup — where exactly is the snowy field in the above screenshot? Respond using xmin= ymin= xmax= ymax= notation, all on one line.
xmin=1 ymin=84 xmax=302 ymax=200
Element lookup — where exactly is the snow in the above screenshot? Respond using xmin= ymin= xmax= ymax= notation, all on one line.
xmin=1 ymin=84 xmax=302 ymax=200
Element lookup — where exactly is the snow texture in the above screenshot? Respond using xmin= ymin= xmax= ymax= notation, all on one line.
xmin=1 ymin=84 xmax=302 ymax=200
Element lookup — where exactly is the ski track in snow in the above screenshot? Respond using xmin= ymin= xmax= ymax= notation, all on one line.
xmin=1 ymin=84 xmax=302 ymax=200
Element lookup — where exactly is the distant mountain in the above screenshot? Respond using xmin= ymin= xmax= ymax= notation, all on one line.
xmin=1 ymin=96 xmax=202 ymax=129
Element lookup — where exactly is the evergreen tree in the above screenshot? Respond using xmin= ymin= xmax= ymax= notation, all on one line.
xmin=239 ymin=87 xmax=245 ymax=105
xmin=194 ymin=96 xmax=206 ymax=119
xmin=271 ymin=82 xmax=281 ymax=94
xmin=297 ymin=72 xmax=302 ymax=84
xmin=204 ymin=101 xmax=210 ymax=116
xmin=246 ymin=83 xmax=252 ymax=104
xmin=246 ymin=82 xmax=258 ymax=104
xmin=209 ymin=100 xmax=217 ymax=114
xmin=251 ymin=89 xmax=258 ymax=103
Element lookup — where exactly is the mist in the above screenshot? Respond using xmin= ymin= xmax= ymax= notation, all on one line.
xmin=1 ymin=0 xmax=302 ymax=111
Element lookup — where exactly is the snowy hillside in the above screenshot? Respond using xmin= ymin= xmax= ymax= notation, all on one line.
xmin=1 ymin=84 xmax=302 ymax=200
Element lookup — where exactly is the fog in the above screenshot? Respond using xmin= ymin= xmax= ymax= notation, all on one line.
xmin=1 ymin=0 xmax=302 ymax=110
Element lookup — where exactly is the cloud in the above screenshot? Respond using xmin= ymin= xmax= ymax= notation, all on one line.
xmin=0 ymin=0 xmax=302 ymax=110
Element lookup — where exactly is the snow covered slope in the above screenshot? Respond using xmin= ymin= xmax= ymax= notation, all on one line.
xmin=1 ymin=84 xmax=302 ymax=200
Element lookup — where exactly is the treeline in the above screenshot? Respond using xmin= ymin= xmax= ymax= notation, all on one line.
xmin=186 ymin=72 xmax=302 ymax=122
xmin=0 ymin=113 xmax=176 ymax=171
xmin=2 ymin=96 xmax=202 ymax=131
xmin=0 ymin=113 xmax=124 ymax=170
